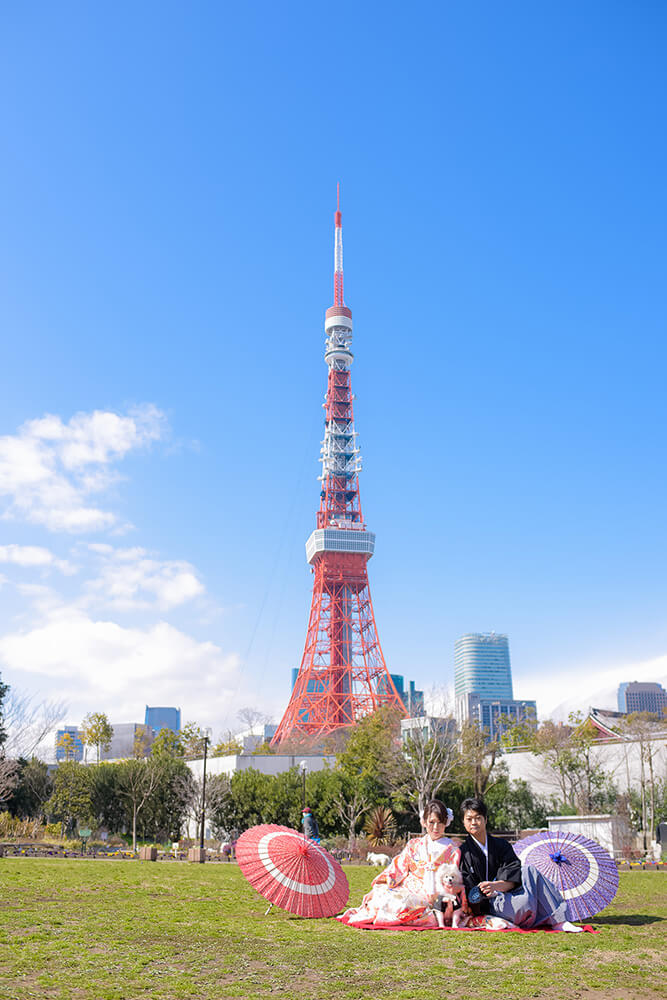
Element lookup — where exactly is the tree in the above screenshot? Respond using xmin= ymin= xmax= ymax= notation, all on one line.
xmin=139 ymin=757 xmax=192 ymax=842
xmin=89 ymin=762 xmax=126 ymax=834
xmin=204 ymin=773 xmax=240 ymax=839
xmin=401 ymin=719 xmax=459 ymax=818
xmin=133 ymin=725 xmax=153 ymax=759
xmin=456 ymin=721 xmax=502 ymax=797
xmin=336 ymin=705 xmax=404 ymax=804
xmin=566 ymin=713 xmax=613 ymax=814
xmin=522 ymin=719 xmax=576 ymax=807
xmin=0 ymin=758 xmax=19 ymax=806
xmin=333 ymin=706 xmax=431 ymax=839
xmin=45 ymin=762 xmax=94 ymax=837
xmin=620 ymin=712 xmax=665 ymax=851
xmin=87 ymin=758 xmax=191 ymax=843
xmin=228 ymin=768 xmax=274 ymax=828
xmin=265 ymin=769 xmax=304 ymax=828
xmin=237 ymin=707 xmax=270 ymax=735
xmin=0 ymin=675 xmax=14 ymax=806
xmin=653 ymin=775 xmax=667 ymax=843
xmin=304 ymin=767 xmax=349 ymax=838
xmin=116 ymin=758 xmax=162 ymax=851
xmin=178 ymin=770 xmax=234 ymax=842
xmin=211 ymin=732 xmax=242 ymax=757
xmin=484 ymin=777 xmax=554 ymax=832
xmin=80 ymin=712 xmax=113 ymax=764
xmin=180 ymin=722 xmax=208 ymax=760
xmin=525 ymin=714 xmax=613 ymax=814
xmin=56 ymin=731 xmax=78 ymax=762
xmin=0 ymin=674 xmax=9 ymax=748
xmin=334 ymin=775 xmax=370 ymax=846
xmin=3 ymin=688 xmax=66 ymax=759
xmin=151 ymin=728 xmax=185 ymax=759
xmin=7 ymin=757 xmax=53 ymax=819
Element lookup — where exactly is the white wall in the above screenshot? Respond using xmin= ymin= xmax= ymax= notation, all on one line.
xmin=503 ymin=737 xmax=666 ymax=798
xmin=184 ymin=753 xmax=336 ymax=839
xmin=187 ymin=752 xmax=336 ymax=781
xmin=546 ymin=814 xmax=634 ymax=856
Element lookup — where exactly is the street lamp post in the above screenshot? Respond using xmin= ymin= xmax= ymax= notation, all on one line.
xmin=199 ymin=731 xmax=212 ymax=851
xmin=299 ymin=759 xmax=307 ymax=813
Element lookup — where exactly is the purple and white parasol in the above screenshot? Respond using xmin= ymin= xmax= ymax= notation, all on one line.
xmin=514 ymin=830 xmax=619 ymax=922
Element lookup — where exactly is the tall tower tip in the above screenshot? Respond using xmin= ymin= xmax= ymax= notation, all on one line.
xmin=333 ymin=183 xmax=344 ymax=306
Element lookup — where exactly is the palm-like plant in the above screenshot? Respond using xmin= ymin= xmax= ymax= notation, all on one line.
xmin=364 ymin=805 xmax=396 ymax=847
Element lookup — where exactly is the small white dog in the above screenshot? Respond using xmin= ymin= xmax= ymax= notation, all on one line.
xmin=367 ymin=851 xmax=391 ymax=867
xmin=431 ymin=863 xmax=466 ymax=928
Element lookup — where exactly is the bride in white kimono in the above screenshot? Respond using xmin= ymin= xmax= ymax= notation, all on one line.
xmin=338 ymin=800 xmax=463 ymax=930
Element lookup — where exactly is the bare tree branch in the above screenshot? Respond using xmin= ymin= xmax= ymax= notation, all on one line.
xmin=4 ymin=690 xmax=67 ymax=759
xmin=237 ymin=707 xmax=270 ymax=735
xmin=403 ymin=724 xmax=459 ymax=818
xmin=116 ymin=758 xmax=162 ymax=852
xmin=335 ymin=786 xmax=369 ymax=847
xmin=0 ymin=758 xmax=19 ymax=805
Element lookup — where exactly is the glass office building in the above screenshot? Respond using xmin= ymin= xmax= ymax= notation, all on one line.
xmin=379 ymin=674 xmax=425 ymax=717
xmin=144 ymin=706 xmax=181 ymax=732
xmin=617 ymin=682 xmax=667 ymax=715
xmin=455 ymin=633 xmax=513 ymax=700
xmin=457 ymin=692 xmax=537 ymax=742
xmin=454 ymin=633 xmax=537 ymax=740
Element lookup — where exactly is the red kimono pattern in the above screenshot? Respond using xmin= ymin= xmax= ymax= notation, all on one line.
xmin=337 ymin=835 xmax=463 ymax=930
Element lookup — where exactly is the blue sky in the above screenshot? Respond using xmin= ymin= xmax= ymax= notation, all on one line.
xmin=1 ymin=2 xmax=666 ymax=748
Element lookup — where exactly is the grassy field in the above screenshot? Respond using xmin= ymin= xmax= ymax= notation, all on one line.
xmin=0 ymin=860 xmax=665 ymax=1000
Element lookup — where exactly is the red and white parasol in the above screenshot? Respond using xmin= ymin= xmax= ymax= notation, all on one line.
xmin=235 ymin=824 xmax=349 ymax=918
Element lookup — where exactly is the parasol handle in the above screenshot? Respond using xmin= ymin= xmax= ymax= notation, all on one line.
xmin=264 ymin=902 xmax=273 ymax=916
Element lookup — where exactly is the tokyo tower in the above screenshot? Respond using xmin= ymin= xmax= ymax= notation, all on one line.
xmin=272 ymin=188 xmax=405 ymax=744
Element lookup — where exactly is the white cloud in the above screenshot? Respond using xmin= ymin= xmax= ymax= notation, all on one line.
xmin=514 ymin=653 xmax=667 ymax=720
xmin=0 ymin=607 xmax=241 ymax=731
xmin=0 ymin=405 xmax=166 ymax=533
xmin=0 ymin=544 xmax=75 ymax=575
xmin=15 ymin=583 xmax=69 ymax=617
xmin=84 ymin=545 xmax=205 ymax=611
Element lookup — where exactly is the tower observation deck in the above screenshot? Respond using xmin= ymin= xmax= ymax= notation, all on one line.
xmin=271 ymin=188 xmax=405 ymax=744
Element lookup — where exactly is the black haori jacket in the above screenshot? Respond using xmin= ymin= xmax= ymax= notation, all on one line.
xmin=460 ymin=834 xmax=523 ymax=915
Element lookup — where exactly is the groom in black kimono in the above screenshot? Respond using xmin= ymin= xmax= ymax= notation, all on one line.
xmin=459 ymin=797 xmax=582 ymax=931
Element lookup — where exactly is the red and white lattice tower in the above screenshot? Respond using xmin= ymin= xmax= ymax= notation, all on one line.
xmin=272 ymin=188 xmax=405 ymax=744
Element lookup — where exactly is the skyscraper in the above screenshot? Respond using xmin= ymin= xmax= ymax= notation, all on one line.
xmin=380 ymin=674 xmax=425 ymax=717
xmin=455 ymin=633 xmax=513 ymax=700
xmin=617 ymin=681 xmax=667 ymax=716
xmin=454 ymin=633 xmax=536 ymax=739
xmin=145 ymin=706 xmax=181 ymax=733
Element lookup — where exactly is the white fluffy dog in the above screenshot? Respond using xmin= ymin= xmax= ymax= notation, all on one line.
xmin=431 ymin=862 xmax=466 ymax=928
xmin=367 ymin=851 xmax=391 ymax=867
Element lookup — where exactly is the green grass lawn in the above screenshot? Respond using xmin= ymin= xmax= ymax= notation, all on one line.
xmin=0 ymin=861 xmax=664 ymax=1000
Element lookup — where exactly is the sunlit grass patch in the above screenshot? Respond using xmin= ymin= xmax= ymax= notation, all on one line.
xmin=0 ymin=862 xmax=664 ymax=1000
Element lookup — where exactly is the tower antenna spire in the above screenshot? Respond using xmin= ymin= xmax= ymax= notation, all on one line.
xmin=334 ymin=183 xmax=344 ymax=307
